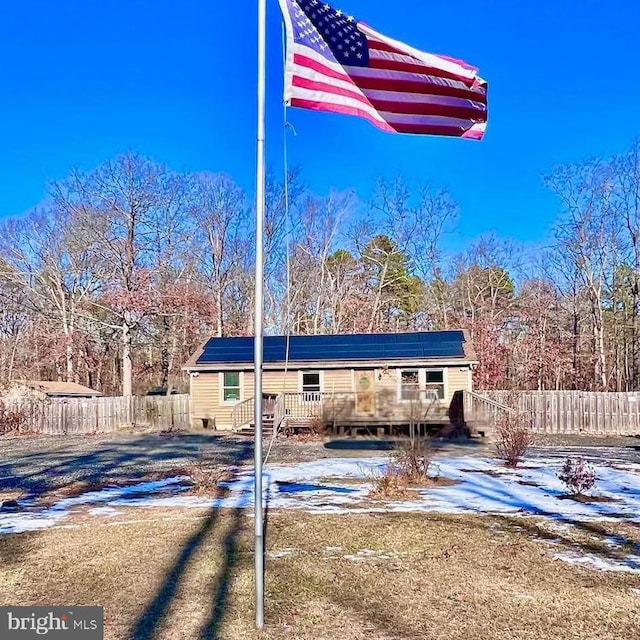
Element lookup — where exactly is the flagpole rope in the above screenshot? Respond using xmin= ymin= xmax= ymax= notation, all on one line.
xmin=263 ymin=20 xmax=294 ymax=466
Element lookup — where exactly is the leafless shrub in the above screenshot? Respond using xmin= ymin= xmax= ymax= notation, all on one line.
xmin=183 ymin=460 xmax=233 ymax=495
xmin=392 ymin=438 xmax=434 ymax=484
xmin=0 ymin=401 xmax=30 ymax=435
xmin=369 ymin=438 xmax=436 ymax=498
xmin=307 ymin=415 xmax=328 ymax=436
xmin=558 ymin=456 xmax=596 ymax=496
xmin=495 ymin=398 xmax=532 ymax=468
xmin=368 ymin=466 xmax=409 ymax=499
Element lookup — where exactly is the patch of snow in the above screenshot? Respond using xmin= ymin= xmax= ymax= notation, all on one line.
xmin=88 ymin=506 xmax=120 ymax=517
xmin=267 ymin=548 xmax=296 ymax=559
xmin=630 ymin=588 xmax=640 ymax=596
xmin=341 ymin=549 xmax=406 ymax=562
xmin=5 ymin=454 xmax=640 ymax=538
xmin=0 ymin=476 xmax=189 ymax=534
xmin=532 ymin=537 xmax=561 ymax=546
xmin=544 ymin=522 xmax=575 ymax=534
xmin=554 ymin=552 xmax=640 ymax=574
xmin=0 ymin=512 xmax=66 ymax=534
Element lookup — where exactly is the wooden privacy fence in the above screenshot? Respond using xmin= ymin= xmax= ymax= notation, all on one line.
xmin=482 ymin=390 xmax=640 ymax=436
xmin=2 ymin=394 xmax=191 ymax=435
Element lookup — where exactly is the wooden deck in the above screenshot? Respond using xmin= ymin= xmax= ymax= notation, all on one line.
xmin=232 ymin=390 xmax=458 ymax=435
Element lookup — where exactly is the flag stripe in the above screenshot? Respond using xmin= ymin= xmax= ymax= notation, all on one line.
xmin=361 ymin=88 xmax=486 ymax=111
xmin=368 ymin=49 xmax=481 ymax=86
xmin=292 ymin=49 xmax=485 ymax=123
xmin=289 ymin=84 xmax=386 ymax=124
xmin=293 ymin=47 xmax=486 ymax=104
xmin=391 ymin=122 xmax=476 ymax=136
xmin=291 ymin=85 xmax=479 ymax=131
xmin=290 ymin=97 xmax=394 ymax=131
xmin=292 ymin=52 xmax=353 ymax=86
xmin=345 ymin=66 xmax=486 ymax=102
xmin=367 ymin=97 xmax=485 ymax=120
xmin=355 ymin=56 xmax=487 ymax=97
xmin=367 ymin=39 xmax=478 ymax=77
xmin=378 ymin=111 xmax=477 ymax=128
xmin=292 ymin=54 xmax=368 ymax=97
xmin=292 ymin=75 xmax=373 ymax=108
xmin=292 ymin=74 xmax=484 ymax=121
xmin=361 ymin=25 xmax=480 ymax=78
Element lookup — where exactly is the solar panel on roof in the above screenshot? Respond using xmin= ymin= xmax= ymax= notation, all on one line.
xmin=195 ymin=331 xmax=467 ymax=365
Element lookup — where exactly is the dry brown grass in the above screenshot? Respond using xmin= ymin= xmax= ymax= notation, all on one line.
xmin=180 ymin=460 xmax=234 ymax=495
xmin=0 ymin=508 xmax=638 ymax=640
xmin=367 ymin=466 xmax=410 ymax=499
xmin=368 ymin=439 xmax=457 ymax=499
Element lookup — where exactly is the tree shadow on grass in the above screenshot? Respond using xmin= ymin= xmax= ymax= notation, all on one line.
xmin=129 ymin=440 xmax=253 ymax=640
xmin=0 ymin=433 xmax=247 ymax=501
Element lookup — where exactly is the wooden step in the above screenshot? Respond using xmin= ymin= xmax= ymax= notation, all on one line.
xmin=235 ymin=419 xmax=275 ymax=437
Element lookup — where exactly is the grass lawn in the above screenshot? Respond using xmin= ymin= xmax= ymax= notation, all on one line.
xmin=0 ymin=507 xmax=639 ymax=640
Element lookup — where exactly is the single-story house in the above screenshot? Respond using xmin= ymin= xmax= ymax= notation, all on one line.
xmin=25 ymin=381 xmax=105 ymax=399
xmin=184 ymin=330 xmax=478 ymax=434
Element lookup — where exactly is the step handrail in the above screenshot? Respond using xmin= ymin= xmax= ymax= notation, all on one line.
xmin=464 ymin=390 xmax=515 ymax=413
xmin=231 ymin=397 xmax=254 ymax=429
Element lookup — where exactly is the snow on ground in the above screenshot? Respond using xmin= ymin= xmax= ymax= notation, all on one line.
xmin=553 ymin=551 xmax=640 ymax=574
xmin=2 ymin=454 xmax=640 ymax=573
xmin=0 ymin=476 xmax=187 ymax=534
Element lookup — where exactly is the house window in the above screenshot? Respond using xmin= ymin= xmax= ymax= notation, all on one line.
xmin=400 ymin=370 xmax=420 ymax=401
xmin=425 ymin=370 xmax=445 ymax=400
xmin=301 ymin=371 xmax=321 ymax=401
xmin=223 ymin=372 xmax=241 ymax=402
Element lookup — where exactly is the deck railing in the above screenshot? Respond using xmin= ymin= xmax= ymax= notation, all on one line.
xmin=462 ymin=390 xmax=515 ymax=430
xmin=273 ymin=393 xmax=286 ymax=431
xmin=231 ymin=398 xmax=254 ymax=430
xmin=233 ymin=390 xmax=453 ymax=431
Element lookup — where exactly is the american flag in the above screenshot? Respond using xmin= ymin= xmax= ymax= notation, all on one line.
xmin=278 ymin=0 xmax=487 ymax=139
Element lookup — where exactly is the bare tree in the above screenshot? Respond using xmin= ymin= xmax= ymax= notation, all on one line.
xmin=52 ymin=153 xmax=186 ymax=396
xmin=190 ymin=172 xmax=249 ymax=337
xmin=546 ymin=159 xmax=621 ymax=390
xmin=0 ymin=207 xmax=104 ymax=382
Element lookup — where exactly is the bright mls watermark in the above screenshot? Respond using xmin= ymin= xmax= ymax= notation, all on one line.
xmin=0 ymin=607 xmax=103 ymax=638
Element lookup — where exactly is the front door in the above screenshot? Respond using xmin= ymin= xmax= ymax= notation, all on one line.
xmin=355 ymin=370 xmax=376 ymax=416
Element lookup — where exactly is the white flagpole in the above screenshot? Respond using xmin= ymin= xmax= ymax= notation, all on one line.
xmin=254 ymin=0 xmax=267 ymax=630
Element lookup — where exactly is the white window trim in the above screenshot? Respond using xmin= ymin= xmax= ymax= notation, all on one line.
xmin=397 ymin=368 xmax=447 ymax=403
xmin=425 ymin=367 xmax=447 ymax=402
xmin=298 ymin=370 xmax=324 ymax=393
xmin=397 ymin=368 xmax=421 ymax=403
xmin=220 ymin=371 xmax=243 ymax=405
xmin=299 ymin=369 xmax=323 ymax=402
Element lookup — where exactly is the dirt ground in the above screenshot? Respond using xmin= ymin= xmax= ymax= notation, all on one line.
xmin=1 ymin=431 xmax=640 ymax=639
xmin=1 ymin=430 xmax=638 ymax=500
xmin=1 ymin=508 xmax=639 ymax=640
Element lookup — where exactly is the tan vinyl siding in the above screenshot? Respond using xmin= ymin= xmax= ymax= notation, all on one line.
xmin=189 ymin=364 xmax=473 ymax=430
xmin=261 ymin=371 xmax=299 ymax=394
xmin=190 ymin=372 xmax=220 ymax=427
xmin=445 ymin=367 xmax=472 ymax=401
xmin=323 ymin=369 xmax=354 ymax=392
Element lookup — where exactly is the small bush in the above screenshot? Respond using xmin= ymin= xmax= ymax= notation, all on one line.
xmin=184 ymin=461 xmax=233 ymax=495
xmin=306 ymin=414 xmax=328 ymax=437
xmin=0 ymin=401 xmax=30 ymax=435
xmin=392 ymin=438 xmax=434 ymax=484
xmin=368 ymin=438 xmax=436 ymax=499
xmin=495 ymin=407 xmax=532 ymax=468
xmin=558 ymin=456 xmax=596 ymax=496
xmin=368 ymin=466 xmax=409 ymax=499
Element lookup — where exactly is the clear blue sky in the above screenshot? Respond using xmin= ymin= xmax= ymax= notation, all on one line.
xmin=1 ymin=0 xmax=639 ymax=245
